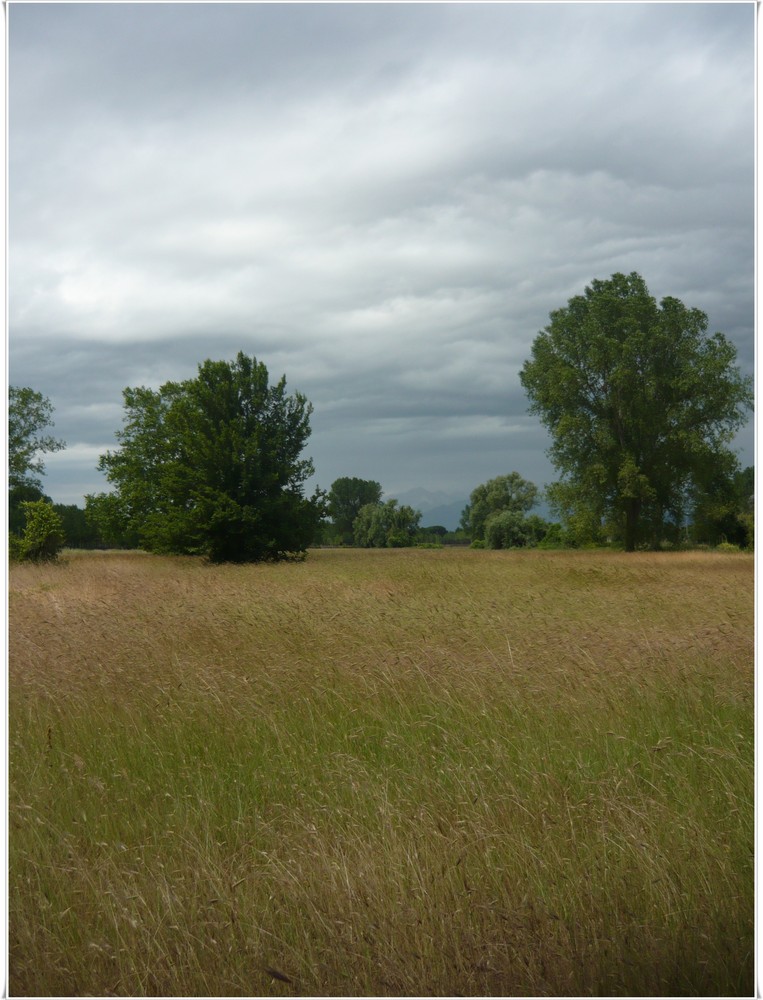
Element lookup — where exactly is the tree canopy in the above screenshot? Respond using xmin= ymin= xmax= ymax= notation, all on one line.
xmin=353 ymin=499 xmax=421 ymax=548
xmin=519 ymin=272 xmax=753 ymax=550
xmin=9 ymin=386 xmax=65 ymax=492
xmin=460 ymin=472 xmax=539 ymax=542
xmin=87 ymin=353 xmax=324 ymax=562
xmin=327 ymin=477 xmax=383 ymax=543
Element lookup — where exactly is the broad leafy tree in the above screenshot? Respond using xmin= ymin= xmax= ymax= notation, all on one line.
xmin=9 ymin=386 xmax=65 ymax=491
xmin=88 ymin=353 xmax=325 ymax=562
xmin=353 ymin=499 xmax=421 ymax=548
xmin=484 ymin=511 xmax=549 ymax=550
xmin=327 ymin=477 xmax=383 ymax=543
xmin=520 ymin=272 xmax=753 ymax=550
xmin=460 ymin=472 xmax=539 ymax=542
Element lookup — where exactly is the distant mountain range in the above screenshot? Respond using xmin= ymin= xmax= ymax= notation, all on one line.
xmin=387 ymin=488 xmax=467 ymax=532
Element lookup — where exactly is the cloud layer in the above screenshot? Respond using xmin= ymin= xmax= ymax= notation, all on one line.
xmin=9 ymin=3 xmax=754 ymax=506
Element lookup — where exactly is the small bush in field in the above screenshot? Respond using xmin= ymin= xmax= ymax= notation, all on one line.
xmin=17 ymin=500 xmax=65 ymax=562
xmin=716 ymin=541 xmax=742 ymax=553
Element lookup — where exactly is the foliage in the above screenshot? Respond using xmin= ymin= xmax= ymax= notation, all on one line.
xmin=52 ymin=504 xmax=104 ymax=549
xmin=90 ymin=353 xmax=325 ymax=562
xmin=544 ymin=481 xmax=606 ymax=548
xmin=326 ymin=477 xmax=383 ymax=543
xmin=441 ymin=529 xmax=471 ymax=546
xmin=353 ymin=499 xmax=421 ymax=547
xmin=9 ymin=483 xmax=49 ymax=538
xmin=460 ymin=472 xmax=540 ymax=544
xmin=14 ymin=500 xmax=65 ymax=562
xmin=8 ymin=535 xmax=25 ymax=562
xmin=738 ymin=511 xmax=754 ymax=551
xmin=691 ymin=463 xmax=753 ymax=548
xmin=520 ymin=272 xmax=753 ymax=551
xmin=8 ymin=387 xmax=65 ymax=491
xmin=420 ymin=525 xmax=447 ymax=538
xmin=484 ymin=510 xmax=550 ymax=550
xmin=535 ymin=521 xmax=577 ymax=549
xmin=415 ymin=525 xmax=448 ymax=547
xmin=84 ymin=492 xmax=141 ymax=549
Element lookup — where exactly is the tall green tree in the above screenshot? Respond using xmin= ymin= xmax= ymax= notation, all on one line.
xmin=460 ymin=472 xmax=539 ymax=541
xmin=327 ymin=477 xmax=383 ymax=543
xmin=519 ymin=272 xmax=753 ymax=551
xmin=353 ymin=499 xmax=421 ymax=548
xmin=9 ymin=386 xmax=65 ymax=491
xmin=88 ymin=353 xmax=325 ymax=562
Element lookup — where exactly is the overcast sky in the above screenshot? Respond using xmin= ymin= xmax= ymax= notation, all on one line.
xmin=9 ymin=1 xmax=755 ymax=509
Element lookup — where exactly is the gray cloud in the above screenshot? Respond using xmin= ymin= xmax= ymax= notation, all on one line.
xmin=9 ymin=2 xmax=754 ymax=508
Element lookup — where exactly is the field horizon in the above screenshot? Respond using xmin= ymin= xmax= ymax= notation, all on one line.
xmin=9 ymin=547 xmax=754 ymax=996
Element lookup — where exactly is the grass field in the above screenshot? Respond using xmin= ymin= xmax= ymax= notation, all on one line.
xmin=8 ymin=547 xmax=754 ymax=996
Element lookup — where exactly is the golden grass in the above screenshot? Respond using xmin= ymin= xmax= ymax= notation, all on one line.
xmin=9 ymin=547 xmax=754 ymax=996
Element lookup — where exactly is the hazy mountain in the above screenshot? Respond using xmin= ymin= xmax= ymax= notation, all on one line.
xmin=418 ymin=501 xmax=467 ymax=532
xmin=388 ymin=488 xmax=467 ymax=532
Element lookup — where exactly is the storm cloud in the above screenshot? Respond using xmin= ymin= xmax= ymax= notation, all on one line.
xmin=9 ymin=2 xmax=754 ymax=508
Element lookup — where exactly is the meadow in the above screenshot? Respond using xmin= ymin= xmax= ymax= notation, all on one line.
xmin=8 ymin=546 xmax=754 ymax=997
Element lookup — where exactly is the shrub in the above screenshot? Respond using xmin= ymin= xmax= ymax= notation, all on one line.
xmin=738 ymin=511 xmax=754 ymax=550
xmin=536 ymin=522 xmax=569 ymax=549
xmin=716 ymin=541 xmax=742 ymax=553
xmin=17 ymin=500 xmax=65 ymax=562
xmin=353 ymin=500 xmax=421 ymax=548
xmin=8 ymin=535 xmax=25 ymax=563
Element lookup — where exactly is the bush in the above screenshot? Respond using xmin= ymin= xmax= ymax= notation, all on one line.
xmin=716 ymin=541 xmax=742 ymax=553
xmin=483 ymin=510 xmax=551 ymax=549
xmin=387 ymin=529 xmax=411 ymax=548
xmin=738 ymin=511 xmax=754 ymax=550
xmin=536 ymin=522 xmax=568 ymax=549
xmin=8 ymin=535 xmax=25 ymax=563
xmin=353 ymin=500 xmax=421 ymax=548
xmin=16 ymin=500 xmax=65 ymax=562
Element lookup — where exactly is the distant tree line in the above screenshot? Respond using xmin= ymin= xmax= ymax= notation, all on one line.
xmin=8 ymin=272 xmax=754 ymax=561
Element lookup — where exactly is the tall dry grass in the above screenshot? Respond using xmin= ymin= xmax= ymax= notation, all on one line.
xmin=8 ymin=547 xmax=753 ymax=996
